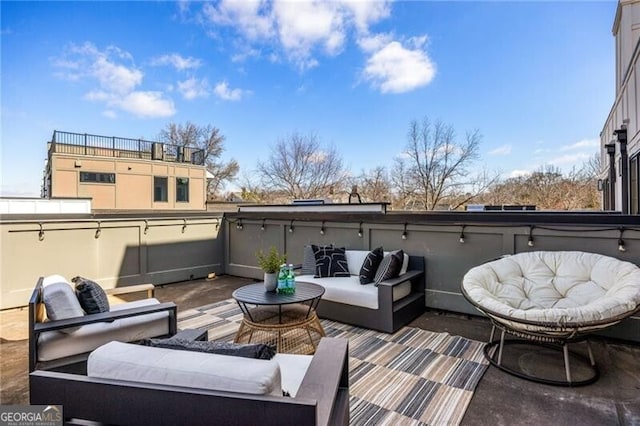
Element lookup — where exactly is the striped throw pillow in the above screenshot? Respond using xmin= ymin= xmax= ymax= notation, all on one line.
xmin=374 ymin=250 xmax=404 ymax=286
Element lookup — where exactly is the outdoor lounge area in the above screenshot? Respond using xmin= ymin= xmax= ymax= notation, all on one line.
xmin=1 ymin=210 xmax=640 ymax=425
xmin=1 ymin=274 xmax=640 ymax=425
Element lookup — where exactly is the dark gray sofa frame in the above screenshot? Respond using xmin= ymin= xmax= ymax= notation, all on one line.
xmin=316 ymin=255 xmax=425 ymax=333
xmin=30 ymin=337 xmax=349 ymax=426
xmin=29 ymin=276 xmax=178 ymax=372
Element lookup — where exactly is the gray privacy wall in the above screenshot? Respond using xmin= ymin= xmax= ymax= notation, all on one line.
xmin=224 ymin=211 xmax=640 ymax=343
xmin=0 ymin=214 xmax=225 ymax=309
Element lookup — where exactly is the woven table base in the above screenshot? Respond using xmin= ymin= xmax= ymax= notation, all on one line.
xmin=234 ymin=305 xmax=326 ymax=354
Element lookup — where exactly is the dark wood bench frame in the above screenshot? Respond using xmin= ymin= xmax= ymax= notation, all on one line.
xmin=29 ymin=277 xmax=177 ymax=372
xmin=30 ymin=337 xmax=349 ymax=426
xmin=315 ymin=255 xmax=426 ymax=333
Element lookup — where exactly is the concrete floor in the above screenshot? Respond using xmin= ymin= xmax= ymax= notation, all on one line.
xmin=2 ymin=275 xmax=639 ymax=425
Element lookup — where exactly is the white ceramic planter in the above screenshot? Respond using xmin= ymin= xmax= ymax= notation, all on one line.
xmin=264 ymin=272 xmax=277 ymax=291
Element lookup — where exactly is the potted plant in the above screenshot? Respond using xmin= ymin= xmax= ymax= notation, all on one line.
xmin=256 ymin=246 xmax=286 ymax=291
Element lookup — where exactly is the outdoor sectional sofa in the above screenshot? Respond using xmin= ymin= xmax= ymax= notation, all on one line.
xmin=29 ymin=275 xmax=177 ymax=372
xmin=298 ymin=248 xmax=426 ymax=333
xmin=30 ymin=337 xmax=349 ymax=426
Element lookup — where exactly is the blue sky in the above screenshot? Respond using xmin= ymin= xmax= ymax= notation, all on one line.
xmin=1 ymin=1 xmax=616 ymax=197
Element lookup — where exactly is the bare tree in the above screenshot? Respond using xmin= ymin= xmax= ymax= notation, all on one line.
xmin=483 ymin=161 xmax=600 ymax=210
xmin=349 ymin=167 xmax=392 ymax=203
xmin=392 ymin=117 xmax=496 ymax=210
xmin=256 ymin=132 xmax=347 ymax=200
xmin=159 ymin=121 xmax=239 ymax=198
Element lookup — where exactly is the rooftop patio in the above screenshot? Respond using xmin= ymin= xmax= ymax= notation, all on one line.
xmin=1 ymin=275 xmax=639 ymax=424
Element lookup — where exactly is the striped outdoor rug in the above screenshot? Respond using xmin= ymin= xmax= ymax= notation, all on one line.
xmin=178 ymin=299 xmax=489 ymax=426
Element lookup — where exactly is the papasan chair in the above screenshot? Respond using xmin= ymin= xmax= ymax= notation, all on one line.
xmin=461 ymin=251 xmax=640 ymax=386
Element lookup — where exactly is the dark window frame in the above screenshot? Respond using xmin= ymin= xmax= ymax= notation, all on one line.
xmin=176 ymin=177 xmax=189 ymax=202
xmin=79 ymin=172 xmax=115 ymax=184
xmin=154 ymin=176 xmax=168 ymax=203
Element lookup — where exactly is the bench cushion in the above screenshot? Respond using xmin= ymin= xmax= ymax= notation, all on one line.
xmin=298 ymin=275 xmax=411 ymax=309
xmin=88 ymin=341 xmax=283 ymax=396
xmin=37 ymin=298 xmax=170 ymax=362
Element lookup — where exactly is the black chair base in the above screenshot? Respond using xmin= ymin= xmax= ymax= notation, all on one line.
xmin=484 ymin=339 xmax=600 ymax=387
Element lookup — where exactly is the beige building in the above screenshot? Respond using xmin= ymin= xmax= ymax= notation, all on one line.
xmin=42 ymin=130 xmax=208 ymax=211
xmin=600 ymin=0 xmax=640 ymax=214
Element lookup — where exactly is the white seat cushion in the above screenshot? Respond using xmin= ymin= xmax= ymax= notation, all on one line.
xmin=37 ymin=298 xmax=170 ymax=362
xmin=273 ymin=353 xmax=313 ymax=397
xmin=298 ymin=275 xmax=411 ymax=309
xmin=463 ymin=251 xmax=640 ymax=330
xmin=88 ymin=341 xmax=282 ymax=396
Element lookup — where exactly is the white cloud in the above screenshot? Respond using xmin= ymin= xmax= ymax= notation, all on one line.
xmin=489 ymin=144 xmax=512 ymax=156
xmin=213 ymin=81 xmax=250 ymax=101
xmin=560 ymin=138 xmax=599 ymax=151
xmin=53 ymin=42 xmax=176 ymax=119
xmin=178 ymin=77 xmax=210 ymax=100
xmin=117 ymin=92 xmax=176 ymax=118
xmin=361 ymin=36 xmax=435 ymax=94
xmin=201 ymin=0 xmax=393 ymax=71
xmin=203 ymin=0 xmax=274 ymax=40
xmin=273 ymin=0 xmax=346 ymax=65
xmin=548 ymin=152 xmax=591 ymax=166
xmin=151 ymin=53 xmax=202 ymax=71
xmin=508 ymin=169 xmax=531 ymax=178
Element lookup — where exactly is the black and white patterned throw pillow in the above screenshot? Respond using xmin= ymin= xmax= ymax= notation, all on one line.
xmin=312 ymin=245 xmax=350 ymax=278
xmin=374 ymin=250 xmax=404 ymax=285
xmin=359 ymin=246 xmax=384 ymax=284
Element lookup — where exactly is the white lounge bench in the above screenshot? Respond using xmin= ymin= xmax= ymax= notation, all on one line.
xmin=297 ymin=249 xmax=425 ymax=333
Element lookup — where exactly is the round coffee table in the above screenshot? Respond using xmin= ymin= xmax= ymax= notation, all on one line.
xmin=232 ymin=282 xmax=326 ymax=354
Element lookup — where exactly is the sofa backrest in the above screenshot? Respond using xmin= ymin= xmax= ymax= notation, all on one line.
xmin=345 ymin=250 xmax=370 ymax=276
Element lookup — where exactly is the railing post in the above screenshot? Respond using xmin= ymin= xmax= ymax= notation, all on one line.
xmin=139 ymin=139 xmax=142 ymax=159
xmin=84 ymin=133 xmax=87 ymax=155
xmin=112 ymin=136 xmax=116 ymax=156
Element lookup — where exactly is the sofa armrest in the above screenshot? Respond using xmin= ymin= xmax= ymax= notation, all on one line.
xmin=296 ymin=337 xmax=349 ymax=426
xmin=106 ymin=283 xmax=155 ymax=298
xmin=33 ymin=302 xmax=177 ymax=334
xmin=376 ymin=270 xmax=423 ymax=287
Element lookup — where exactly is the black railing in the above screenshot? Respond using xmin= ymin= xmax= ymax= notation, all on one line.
xmin=50 ymin=131 xmax=205 ymax=166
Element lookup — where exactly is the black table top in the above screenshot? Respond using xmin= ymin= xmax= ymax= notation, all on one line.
xmin=232 ymin=281 xmax=325 ymax=306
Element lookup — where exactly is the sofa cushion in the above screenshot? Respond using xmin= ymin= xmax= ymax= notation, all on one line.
xmin=43 ymin=282 xmax=85 ymax=334
xmin=88 ymin=341 xmax=283 ymax=396
xmin=298 ymin=275 xmax=412 ymax=309
xmin=143 ymin=337 xmax=276 ymax=360
xmin=312 ymin=245 xmax=350 ymax=278
xmin=374 ymin=250 xmax=404 ymax=285
xmin=73 ymin=276 xmax=110 ymax=314
xmin=345 ymin=250 xmax=369 ymax=276
xmin=301 ymin=245 xmax=318 ymax=275
xmin=359 ymin=247 xmax=384 ymax=284
xmin=273 ymin=353 xmax=313 ymax=397
xmin=37 ymin=298 xmax=170 ymax=362
xmin=400 ymin=252 xmax=410 ymax=275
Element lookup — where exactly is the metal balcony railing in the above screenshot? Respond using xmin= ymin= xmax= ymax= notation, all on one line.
xmin=49 ymin=130 xmax=206 ymax=166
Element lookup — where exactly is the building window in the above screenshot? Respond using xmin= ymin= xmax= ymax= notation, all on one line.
xmin=603 ymin=178 xmax=610 ymax=211
xmin=176 ymin=177 xmax=189 ymax=202
xmin=154 ymin=177 xmax=168 ymax=202
xmin=631 ymin=153 xmax=639 ymax=214
xmin=79 ymin=172 xmax=115 ymax=184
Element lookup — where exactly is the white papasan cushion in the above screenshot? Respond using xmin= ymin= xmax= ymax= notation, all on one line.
xmin=463 ymin=251 xmax=640 ymax=326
